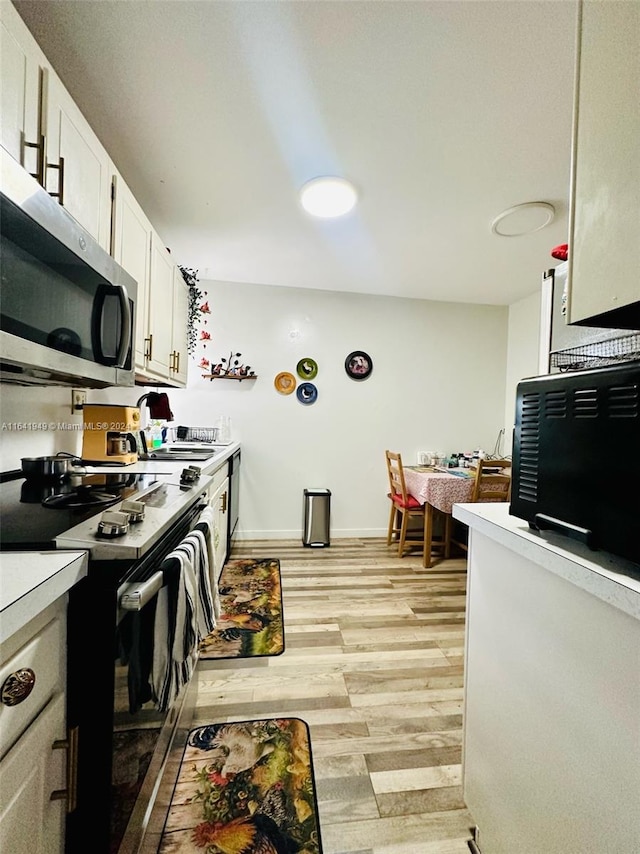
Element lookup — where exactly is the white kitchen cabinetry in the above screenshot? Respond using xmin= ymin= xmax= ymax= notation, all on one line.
xmin=208 ymin=462 xmax=229 ymax=577
xmin=111 ymin=172 xmax=153 ymax=371
xmin=170 ymin=266 xmax=189 ymax=386
xmin=42 ymin=67 xmax=113 ymax=251
xmin=0 ymin=600 xmax=71 ymax=854
xmin=0 ymin=1 xmax=112 ymax=251
xmin=455 ymin=504 xmax=640 ymax=854
xmin=0 ymin=1 xmax=45 ymax=175
xmin=567 ymin=0 xmax=640 ymax=328
xmin=112 ymin=182 xmax=189 ymax=386
xmin=144 ymin=232 xmax=175 ymax=381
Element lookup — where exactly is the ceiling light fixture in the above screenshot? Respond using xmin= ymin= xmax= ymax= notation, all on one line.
xmin=490 ymin=201 xmax=555 ymax=237
xmin=299 ymin=176 xmax=358 ymax=218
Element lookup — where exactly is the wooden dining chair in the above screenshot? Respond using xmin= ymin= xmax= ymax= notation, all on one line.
xmin=385 ymin=450 xmax=425 ymax=560
xmin=449 ymin=459 xmax=512 ymax=557
xmin=385 ymin=450 xmax=446 ymax=566
xmin=472 ymin=459 xmax=512 ymax=503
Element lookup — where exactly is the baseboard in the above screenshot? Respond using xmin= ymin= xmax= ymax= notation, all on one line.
xmin=234 ymin=528 xmax=388 ymax=540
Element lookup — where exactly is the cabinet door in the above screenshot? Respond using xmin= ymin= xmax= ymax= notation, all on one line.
xmin=210 ymin=476 xmax=229 ymax=579
xmin=170 ymin=268 xmax=189 ymax=386
xmin=42 ymin=66 xmax=112 ymax=250
xmin=145 ymin=231 xmax=174 ymax=379
xmin=0 ymin=693 xmax=67 ymax=854
xmin=568 ymin=0 xmax=640 ymax=326
xmin=112 ymin=173 xmax=152 ymax=371
xmin=0 ymin=1 xmax=44 ymax=174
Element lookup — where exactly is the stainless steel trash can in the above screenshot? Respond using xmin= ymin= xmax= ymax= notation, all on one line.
xmin=302 ymin=488 xmax=331 ymax=547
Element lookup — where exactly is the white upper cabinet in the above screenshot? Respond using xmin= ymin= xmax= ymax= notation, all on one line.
xmin=111 ymin=172 xmax=153 ymax=371
xmin=112 ymin=175 xmax=189 ymax=387
xmin=42 ymin=67 xmax=113 ymax=250
xmin=0 ymin=1 xmax=44 ymax=176
xmin=1 ymin=1 xmax=191 ymax=387
xmin=1 ymin=1 xmax=112 ymax=251
xmin=567 ymin=0 xmax=640 ymax=328
xmin=144 ymin=232 xmax=175 ymax=382
xmin=170 ymin=268 xmax=189 ymax=386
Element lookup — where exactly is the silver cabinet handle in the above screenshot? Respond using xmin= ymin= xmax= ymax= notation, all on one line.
xmin=119 ymin=571 xmax=163 ymax=611
xmin=51 ymin=726 xmax=79 ymax=813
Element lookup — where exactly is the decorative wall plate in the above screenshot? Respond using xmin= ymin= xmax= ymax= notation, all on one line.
xmin=274 ymin=371 xmax=296 ymax=395
xmin=296 ymin=357 xmax=318 ymax=380
xmin=345 ymin=350 xmax=373 ymax=380
xmin=296 ymin=382 xmax=318 ymax=405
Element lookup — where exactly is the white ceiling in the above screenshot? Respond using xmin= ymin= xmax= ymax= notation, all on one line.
xmin=14 ymin=0 xmax=578 ymax=305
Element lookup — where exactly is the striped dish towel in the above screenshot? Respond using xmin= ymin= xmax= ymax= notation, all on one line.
xmin=151 ymin=547 xmax=198 ymax=712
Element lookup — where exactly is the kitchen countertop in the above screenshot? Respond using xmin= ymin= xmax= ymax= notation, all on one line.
xmin=83 ymin=440 xmax=239 ymax=477
xmin=0 ymin=444 xmax=239 ymax=642
xmin=453 ymin=502 xmax=640 ymax=620
xmin=0 ymin=550 xmax=88 ymax=645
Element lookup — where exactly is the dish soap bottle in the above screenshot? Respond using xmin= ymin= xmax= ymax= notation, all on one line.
xmin=150 ymin=421 xmax=163 ymax=448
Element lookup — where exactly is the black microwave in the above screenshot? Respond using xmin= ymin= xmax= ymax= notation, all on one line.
xmin=0 ymin=150 xmax=136 ymax=388
xmin=510 ymin=360 xmax=640 ymax=566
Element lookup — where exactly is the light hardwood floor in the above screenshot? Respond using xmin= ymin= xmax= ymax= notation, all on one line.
xmin=194 ymin=537 xmax=474 ymax=854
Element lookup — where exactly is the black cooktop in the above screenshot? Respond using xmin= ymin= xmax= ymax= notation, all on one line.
xmin=0 ymin=471 xmax=159 ymax=550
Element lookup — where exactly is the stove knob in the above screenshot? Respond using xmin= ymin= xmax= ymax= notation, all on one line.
xmin=121 ymin=499 xmax=145 ymax=523
xmin=97 ymin=510 xmax=130 ymax=538
xmin=180 ymin=467 xmax=199 ymax=484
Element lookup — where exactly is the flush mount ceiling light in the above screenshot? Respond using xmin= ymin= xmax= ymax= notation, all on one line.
xmin=490 ymin=201 xmax=555 ymax=237
xmin=299 ymin=177 xmax=358 ymax=218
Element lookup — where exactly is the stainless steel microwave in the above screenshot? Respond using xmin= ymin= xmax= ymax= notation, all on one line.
xmin=0 ymin=150 xmax=137 ymax=388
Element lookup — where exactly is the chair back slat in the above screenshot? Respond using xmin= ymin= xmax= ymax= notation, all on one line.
xmin=472 ymin=459 xmax=512 ymax=503
xmin=385 ymin=450 xmax=409 ymax=502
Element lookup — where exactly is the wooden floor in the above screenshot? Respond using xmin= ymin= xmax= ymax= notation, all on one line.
xmin=193 ymin=537 xmax=475 ymax=854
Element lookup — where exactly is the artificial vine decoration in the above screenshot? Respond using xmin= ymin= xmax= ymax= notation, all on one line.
xmin=179 ymin=266 xmax=207 ymax=354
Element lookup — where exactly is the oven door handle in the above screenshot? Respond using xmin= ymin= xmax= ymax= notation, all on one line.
xmin=119 ymin=571 xmax=163 ymax=611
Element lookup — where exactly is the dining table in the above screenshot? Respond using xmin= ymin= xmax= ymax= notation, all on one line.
xmin=403 ymin=465 xmax=483 ymax=568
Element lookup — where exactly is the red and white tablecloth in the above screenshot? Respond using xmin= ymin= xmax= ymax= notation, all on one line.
xmin=403 ymin=468 xmax=475 ymax=515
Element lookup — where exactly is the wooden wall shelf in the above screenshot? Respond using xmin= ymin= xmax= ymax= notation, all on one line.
xmin=202 ymin=374 xmax=258 ymax=382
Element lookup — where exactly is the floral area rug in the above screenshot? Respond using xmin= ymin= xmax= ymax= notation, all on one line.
xmin=158 ymin=718 xmax=323 ymax=853
xmin=199 ymin=558 xmax=285 ymax=660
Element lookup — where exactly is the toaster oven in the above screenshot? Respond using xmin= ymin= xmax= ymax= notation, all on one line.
xmin=510 ymin=360 xmax=640 ymax=566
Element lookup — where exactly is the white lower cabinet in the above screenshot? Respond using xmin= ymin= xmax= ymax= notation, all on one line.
xmin=0 ymin=693 xmax=66 ymax=854
xmin=207 ymin=462 xmax=229 ymax=577
xmin=0 ymin=599 xmax=70 ymax=854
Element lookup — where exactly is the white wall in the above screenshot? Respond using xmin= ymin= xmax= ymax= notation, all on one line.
xmin=0 ymin=385 xmax=84 ymax=472
xmin=0 ymin=282 xmax=513 ymax=539
xmin=503 ymin=288 xmax=543 ymax=446
xmin=176 ymin=280 xmax=509 ymax=539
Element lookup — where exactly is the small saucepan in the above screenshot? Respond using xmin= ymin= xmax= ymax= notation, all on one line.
xmin=21 ymin=452 xmax=85 ymax=480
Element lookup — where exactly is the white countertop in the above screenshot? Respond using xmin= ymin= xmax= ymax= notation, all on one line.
xmin=453 ymin=502 xmax=640 ymax=620
xmin=83 ymin=440 xmax=239 ymax=477
xmin=0 ymin=550 xmax=88 ymax=644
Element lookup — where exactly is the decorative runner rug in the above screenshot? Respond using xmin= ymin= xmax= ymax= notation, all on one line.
xmin=199 ymin=558 xmax=285 ymax=660
xmin=158 ymin=718 xmax=323 ymax=853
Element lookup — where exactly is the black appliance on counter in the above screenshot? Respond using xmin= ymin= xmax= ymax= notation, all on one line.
xmin=0 ymin=468 xmax=213 ymax=854
xmin=510 ymin=360 xmax=640 ymax=566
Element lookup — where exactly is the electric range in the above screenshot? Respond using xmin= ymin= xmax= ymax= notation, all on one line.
xmin=0 ymin=467 xmax=214 ymax=854
xmin=0 ymin=469 xmax=212 ymax=559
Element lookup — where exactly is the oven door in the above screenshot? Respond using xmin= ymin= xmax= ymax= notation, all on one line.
xmin=65 ymin=497 xmax=207 ymax=854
